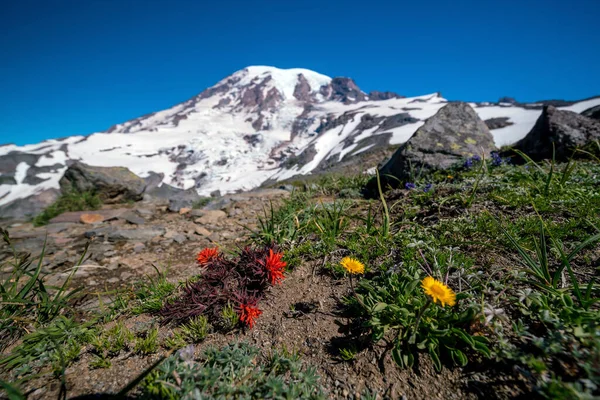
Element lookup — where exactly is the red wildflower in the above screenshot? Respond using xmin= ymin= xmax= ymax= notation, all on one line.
xmin=197 ymin=247 xmax=219 ymax=265
xmin=239 ymin=302 xmax=262 ymax=329
xmin=262 ymin=249 xmax=286 ymax=285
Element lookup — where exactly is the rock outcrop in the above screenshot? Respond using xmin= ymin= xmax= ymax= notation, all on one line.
xmin=582 ymin=105 xmax=600 ymax=121
xmin=59 ymin=162 xmax=146 ymax=203
xmin=510 ymin=105 xmax=600 ymax=161
xmin=366 ymin=102 xmax=496 ymax=193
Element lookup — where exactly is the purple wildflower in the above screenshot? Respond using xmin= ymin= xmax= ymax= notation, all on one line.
xmin=463 ymin=158 xmax=473 ymax=169
xmin=423 ymin=183 xmax=433 ymax=193
xmin=491 ymin=151 xmax=503 ymax=166
xmin=472 ymin=155 xmax=481 ymax=162
xmin=405 ymin=182 xmax=416 ymax=190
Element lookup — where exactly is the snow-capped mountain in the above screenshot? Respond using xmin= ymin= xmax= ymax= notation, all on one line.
xmin=1 ymin=65 xmax=600 ymax=212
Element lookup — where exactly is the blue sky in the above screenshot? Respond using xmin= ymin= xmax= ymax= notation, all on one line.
xmin=1 ymin=0 xmax=598 ymax=145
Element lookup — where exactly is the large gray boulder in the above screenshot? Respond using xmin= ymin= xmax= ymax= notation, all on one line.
xmin=366 ymin=102 xmax=496 ymax=192
xmin=59 ymin=162 xmax=146 ymax=203
xmin=511 ymin=105 xmax=600 ymax=161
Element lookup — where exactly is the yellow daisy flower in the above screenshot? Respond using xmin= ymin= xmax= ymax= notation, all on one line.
xmin=340 ymin=257 xmax=365 ymax=275
xmin=421 ymin=276 xmax=456 ymax=307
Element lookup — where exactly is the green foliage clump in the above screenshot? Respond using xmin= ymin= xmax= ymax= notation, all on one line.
xmin=0 ymin=316 xmax=94 ymax=377
xmin=142 ymin=343 xmax=326 ymax=399
xmin=91 ymin=321 xmax=135 ymax=357
xmin=131 ymin=267 xmax=176 ymax=315
xmin=353 ymin=247 xmax=490 ymax=371
xmin=32 ymin=188 xmax=101 ymax=226
xmin=0 ymin=229 xmax=85 ymax=351
xmin=134 ymin=326 xmax=160 ymax=355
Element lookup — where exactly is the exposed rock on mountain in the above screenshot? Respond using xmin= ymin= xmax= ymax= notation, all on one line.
xmin=367 ymin=102 xmax=496 ymax=192
xmin=60 ymin=162 xmax=146 ymax=203
xmin=510 ymin=106 xmax=600 ymax=161
xmin=582 ymin=105 xmax=600 ymax=120
xmin=484 ymin=117 xmax=513 ymax=130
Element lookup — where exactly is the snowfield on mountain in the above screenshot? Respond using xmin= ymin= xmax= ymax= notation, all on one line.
xmin=1 ymin=65 xmax=599 ymax=208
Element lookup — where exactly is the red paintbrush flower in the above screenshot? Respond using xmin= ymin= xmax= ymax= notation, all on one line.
xmin=262 ymin=249 xmax=286 ymax=285
xmin=197 ymin=247 xmax=219 ymax=265
xmin=238 ymin=302 xmax=262 ymax=329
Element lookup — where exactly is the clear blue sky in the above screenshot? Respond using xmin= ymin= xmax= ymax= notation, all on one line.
xmin=1 ymin=0 xmax=599 ymax=145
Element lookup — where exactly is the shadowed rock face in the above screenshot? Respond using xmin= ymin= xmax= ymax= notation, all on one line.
xmin=293 ymin=74 xmax=313 ymax=102
xmin=366 ymin=102 xmax=496 ymax=194
xmin=582 ymin=105 xmax=600 ymax=121
xmin=59 ymin=162 xmax=146 ymax=203
xmin=368 ymin=91 xmax=403 ymax=101
xmin=510 ymin=106 xmax=600 ymax=161
xmin=320 ymin=77 xmax=368 ymax=104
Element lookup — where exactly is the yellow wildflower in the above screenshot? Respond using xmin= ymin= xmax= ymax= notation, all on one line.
xmin=421 ymin=276 xmax=456 ymax=307
xmin=340 ymin=257 xmax=365 ymax=275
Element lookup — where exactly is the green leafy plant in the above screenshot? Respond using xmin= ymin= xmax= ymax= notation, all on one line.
xmin=357 ymin=273 xmax=490 ymax=371
xmin=32 ymin=188 xmax=101 ymax=226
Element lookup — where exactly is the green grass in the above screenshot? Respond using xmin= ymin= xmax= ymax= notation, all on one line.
xmin=0 ymin=316 xmax=95 ymax=379
xmin=32 ymin=188 xmax=102 ymax=226
xmin=131 ymin=266 xmax=176 ymax=315
xmin=0 ymin=229 xmax=85 ymax=352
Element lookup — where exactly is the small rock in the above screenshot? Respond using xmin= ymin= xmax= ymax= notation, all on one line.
xmin=172 ymin=234 xmax=187 ymax=244
xmin=179 ymin=207 xmax=192 ymax=215
xmin=107 ymin=262 xmax=119 ymax=270
xmin=164 ymin=230 xmax=181 ymax=239
xmin=194 ymin=210 xmax=227 ymax=225
xmin=107 ymin=227 xmax=166 ymax=241
xmin=190 ymin=209 xmax=205 ymax=217
xmin=107 ymin=277 xmax=119 ymax=284
xmin=210 ymin=190 xmax=221 ymax=197
xmin=278 ymin=184 xmax=295 ymax=192
xmin=135 ymin=208 xmax=153 ymax=217
xmin=120 ymin=272 xmax=133 ymax=280
xmin=120 ymin=211 xmax=146 ymax=225
xmin=46 ymin=222 xmax=78 ymax=234
xmin=194 ymin=226 xmax=212 ymax=236
xmin=80 ymin=213 xmax=105 ymax=224
xmin=133 ymin=242 xmax=146 ymax=253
